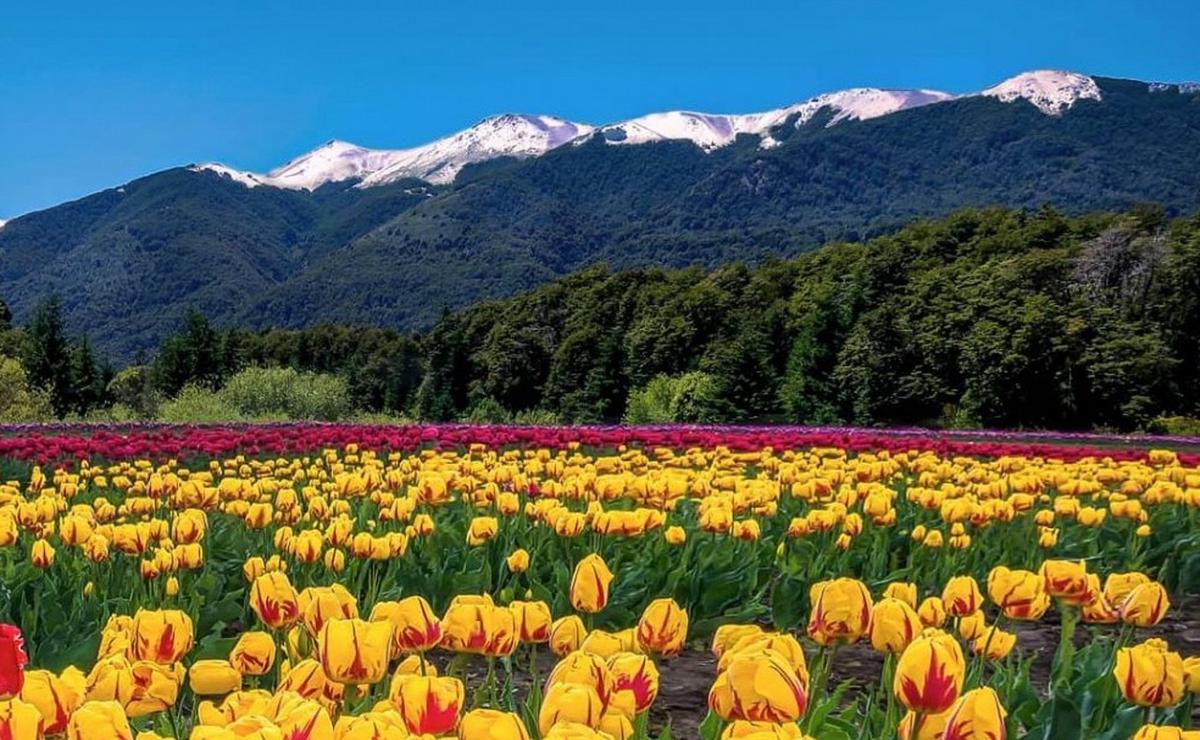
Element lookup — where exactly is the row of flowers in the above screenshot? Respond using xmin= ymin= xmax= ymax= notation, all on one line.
xmin=1 ymin=423 xmax=1196 ymax=465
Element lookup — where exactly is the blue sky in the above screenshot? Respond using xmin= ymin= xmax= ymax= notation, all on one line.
xmin=2 ymin=0 xmax=1197 ymax=217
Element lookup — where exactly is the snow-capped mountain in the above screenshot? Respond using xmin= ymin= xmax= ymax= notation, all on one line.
xmin=594 ymin=88 xmax=955 ymax=150
xmin=193 ymin=114 xmax=593 ymax=191
xmin=981 ymin=70 xmax=1101 ymax=114
xmin=188 ymin=70 xmax=1147 ymax=193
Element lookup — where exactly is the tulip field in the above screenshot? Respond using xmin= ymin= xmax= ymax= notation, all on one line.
xmin=0 ymin=424 xmax=1199 ymax=739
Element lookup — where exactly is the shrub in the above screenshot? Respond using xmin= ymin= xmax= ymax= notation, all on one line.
xmin=624 ymin=372 xmax=726 ymax=424
xmin=159 ymin=385 xmax=244 ymax=423
xmin=218 ymin=366 xmax=352 ymax=421
xmin=0 ymin=355 xmax=53 ymax=422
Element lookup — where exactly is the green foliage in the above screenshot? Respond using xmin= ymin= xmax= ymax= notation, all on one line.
xmin=158 ymin=385 xmax=244 ymax=423
xmin=106 ymin=365 xmax=161 ymax=418
xmin=418 ymin=208 xmax=1200 ymax=431
xmin=0 ymin=355 xmax=53 ymax=421
xmin=623 ymin=376 xmax=677 ymax=423
xmin=217 ymin=366 xmax=351 ymax=421
xmin=624 ymin=373 xmax=727 ymax=423
xmin=24 ymin=295 xmax=72 ymax=416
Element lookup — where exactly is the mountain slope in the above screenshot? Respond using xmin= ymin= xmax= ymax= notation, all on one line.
xmin=2 ymin=71 xmax=1199 ymax=359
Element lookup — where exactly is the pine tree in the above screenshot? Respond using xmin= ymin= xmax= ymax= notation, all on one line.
xmin=25 ymin=295 xmax=72 ymax=417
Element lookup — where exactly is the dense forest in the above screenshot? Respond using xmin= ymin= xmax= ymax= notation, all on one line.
xmin=2 ymin=206 xmax=1199 ymax=431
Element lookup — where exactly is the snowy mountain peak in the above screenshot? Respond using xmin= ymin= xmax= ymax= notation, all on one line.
xmin=0 ymin=219 xmax=7 ymax=232
xmin=357 ymin=114 xmax=593 ymax=187
xmin=191 ymin=114 xmax=595 ymax=191
xmin=593 ymin=86 xmax=955 ymax=150
xmin=981 ymin=70 xmax=1101 ymax=114
xmin=185 ymin=69 xmax=1117 ymax=192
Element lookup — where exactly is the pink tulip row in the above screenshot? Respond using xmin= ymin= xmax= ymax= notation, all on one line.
xmin=0 ymin=422 xmax=1195 ymax=465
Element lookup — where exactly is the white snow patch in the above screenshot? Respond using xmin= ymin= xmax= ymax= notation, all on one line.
xmin=188 ymin=115 xmax=594 ymax=192
xmin=981 ymin=70 xmax=1101 ymax=114
xmin=591 ymin=88 xmax=954 ymax=150
xmin=358 ymin=114 xmax=594 ymax=187
xmin=0 ymin=219 xmax=7 ymax=232
xmin=189 ymin=163 xmax=267 ymax=188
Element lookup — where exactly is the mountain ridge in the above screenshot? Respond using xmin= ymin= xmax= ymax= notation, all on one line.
xmin=2 ymin=72 xmax=1199 ymax=360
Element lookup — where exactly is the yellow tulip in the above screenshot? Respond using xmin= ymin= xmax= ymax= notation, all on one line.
xmin=129 ymin=609 xmax=195 ymax=664
xmin=31 ymin=539 xmax=55 ymax=569
xmin=942 ymin=687 xmax=1007 ymax=740
xmin=277 ymin=659 xmax=344 ymax=710
xmin=549 ymin=616 xmax=588 ymax=657
xmin=250 ymin=572 xmax=301 ymax=629
xmin=370 ymin=595 xmax=443 ymax=654
xmin=66 ymin=700 xmax=134 ymax=740
xmin=1114 ymin=638 xmax=1185 ymax=708
xmin=893 ymin=629 xmax=965 ymax=714
xmin=986 ymin=567 xmax=1049 ymax=620
xmin=1104 ymin=572 xmax=1151 ymax=606
xmin=635 ymin=598 xmax=688 ymax=657
xmin=807 ymin=578 xmax=872 ymax=646
xmin=540 ymin=723 xmax=611 ymax=739
xmin=708 ymin=648 xmax=807 ymax=722
xmin=506 ymin=548 xmax=530 ymax=573
xmin=570 ymin=554 xmax=614 ymax=614
xmin=467 ymin=517 xmax=499 ymax=546
xmin=1130 ymin=725 xmax=1200 ymax=739
xmin=388 ymin=675 xmax=464 ymax=736
xmin=720 ymin=720 xmax=811 ymax=738
xmin=1039 ymin=560 xmax=1091 ymax=605
xmin=197 ymin=689 xmax=273 ymax=725
xmin=883 ymin=582 xmax=918 ymax=609
xmin=941 ymin=576 xmax=982 ymax=618
xmin=21 ymin=666 xmax=85 ymax=734
xmin=324 ymin=548 xmax=346 ymax=573
xmin=897 ymin=708 xmax=950 ymax=740
xmin=608 ymin=652 xmax=660 ymax=713
xmin=511 ymin=600 xmax=553 ymax=643
xmin=458 ymin=708 xmax=532 ymax=739
xmin=599 ymin=709 xmax=634 ymax=739
xmin=299 ymin=584 xmax=359 ymax=637
xmin=230 ymin=631 xmax=277 ymax=676
xmin=546 ymin=651 xmax=616 ymax=707
xmin=664 ymin=526 xmax=687 ymax=546
xmin=318 ymin=618 xmax=394 ymax=685
xmin=1184 ymin=656 xmax=1200 ymax=694
xmin=869 ymin=598 xmax=922 ymax=655
xmin=441 ymin=598 xmax=518 ymax=657
xmin=539 ymin=682 xmax=605 ymax=735
xmin=333 ymin=710 xmax=408 ymax=740
xmin=719 ymin=633 xmax=809 ymax=688
xmin=917 ymin=597 xmax=947 ymax=628
xmin=0 ymin=697 xmax=46 ymax=739
xmin=711 ymin=625 xmax=764 ymax=658
xmin=1118 ymin=582 xmax=1170 ymax=627
xmin=271 ymin=694 xmax=335 ymax=739
xmin=189 ymin=660 xmax=242 ymax=696
xmin=579 ymin=630 xmax=626 ymax=659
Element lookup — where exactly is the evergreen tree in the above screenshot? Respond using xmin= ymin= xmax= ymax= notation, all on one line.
xmin=24 ymin=295 xmax=72 ymax=417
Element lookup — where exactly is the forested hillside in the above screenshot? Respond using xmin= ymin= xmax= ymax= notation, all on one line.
xmin=7 ymin=206 xmax=1197 ymax=431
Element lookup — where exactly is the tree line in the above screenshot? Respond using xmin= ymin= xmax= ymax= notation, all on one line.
xmin=3 ymin=206 xmax=1199 ymax=431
